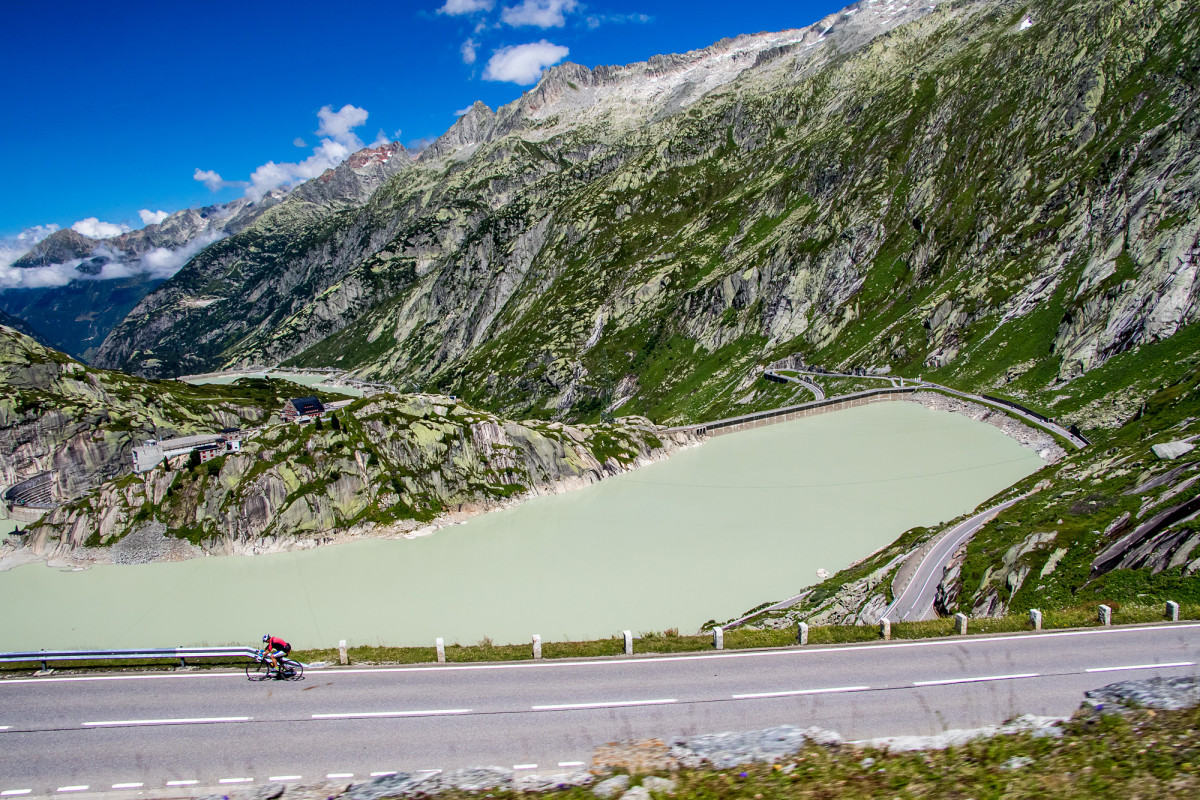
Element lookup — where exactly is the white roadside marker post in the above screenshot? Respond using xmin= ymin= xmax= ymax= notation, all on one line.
xmin=1029 ymin=609 xmax=1043 ymax=630
xmin=713 ymin=627 xmax=724 ymax=650
xmin=436 ymin=637 xmax=446 ymax=663
xmin=798 ymin=622 xmax=809 ymax=645
xmin=623 ymin=630 xmax=633 ymax=656
xmin=532 ymin=634 xmax=542 ymax=660
xmin=879 ymin=618 xmax=891 ymax=641
xmin=1167 ymin=601 xmax=1180 ymax=622
xmin=338 ymin=639 xmax=348 ymax=666
xmin=954 ymin=613 xmax=968 ymax=635
xmin=1098 ymin=605 xmax=1112 ymax=626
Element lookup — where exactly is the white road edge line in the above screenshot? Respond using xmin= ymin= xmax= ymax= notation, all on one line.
xmin=1 ymin=791 xmax=33 ymax=796
xmin=914 ymin=672 xmax=1039 ymax=687
xmin=369 ymin=772 xmax=398 ymax=778
xmin=558 ymin=762 xmax=585 ymax=768
xmin=111 ymin=783 xmax=144 ymax=789
xmin=219 ymin=778 xmax=253 ymax=784
xmin=732 ymin=685 xmax=870 ymax=699
xmin=532 ymin=698 xmax=677 ymax=711
xmin=1085 ymin=661 xmax=1195 ymax=673
xmin=83 ymin=716 xmax=251 ymax=727
xmin=269 ymin=776 xmax=303 ymax=782
xmin=166 ymin=781 xmax=199 ymax=786
xmin=312 ymin=709 xmax=471 ymax=720
xmin=4 ymin=622 xmax=1199 ymax=685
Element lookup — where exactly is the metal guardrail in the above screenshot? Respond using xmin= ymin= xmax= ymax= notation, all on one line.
xmin=0 ymin=646 xmax=260 ymax=671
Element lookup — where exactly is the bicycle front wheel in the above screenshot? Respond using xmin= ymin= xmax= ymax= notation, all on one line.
xmin=246 ymin=661 xmax=271 ymax=681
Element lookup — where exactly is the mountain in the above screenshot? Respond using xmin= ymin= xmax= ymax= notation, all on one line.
xmin=93 ymin=0 xmax=1199 ymax=438
xmin=0 ymin=195 xmax=284 ymax=361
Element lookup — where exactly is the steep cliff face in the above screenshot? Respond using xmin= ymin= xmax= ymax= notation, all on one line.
xmin=22 ymin=393 xmax=685 ymax=562
xmin=93 ymin=0 xmax=1200 ymax=436
xmin=0 ymin=327 xmax=296 ymax=503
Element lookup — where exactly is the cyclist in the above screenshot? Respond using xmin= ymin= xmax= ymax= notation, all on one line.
xmin=261 ymin=634 xmax=291 ymax=674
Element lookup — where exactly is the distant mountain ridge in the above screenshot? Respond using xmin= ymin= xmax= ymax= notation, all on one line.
xmin=1 ymin=141 xmax=410 ymax=360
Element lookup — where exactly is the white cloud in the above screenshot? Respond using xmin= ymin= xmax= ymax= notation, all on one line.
xmin=316 ymin=104 xmax=369 ymax=144
xmin=438 ymin=0 xmax=494 ymax=14
xmin=501 ymin=0 xmax=577 ymax=28
xmin=138 ymin=209 xmax=169 ymax=226
xmin=194 ymin=168 xmax=235 ymax=192
xmin=293 ymin=137 xmax=308 ymax=147
xmin=71 ymin=218 xmax=131 ymax=239
xmin=138 ymin=230 xmax=226 ymax=279
xmin=454 ymin=106 xmax=474 ymax=116
xmin=461 ymin=37 xmax=478 ymax=64
xmin=483 ymin=40 xmax=569 ymax=84
xmin=586 ymin=12 xmax=651 ymax=28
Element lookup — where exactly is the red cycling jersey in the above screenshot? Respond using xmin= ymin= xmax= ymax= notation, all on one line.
xmin=265 ymin=636 xmax=290 ymax=652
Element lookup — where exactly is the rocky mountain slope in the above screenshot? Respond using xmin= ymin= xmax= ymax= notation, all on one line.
xmin=20 ymin=388 xmax=683 ymax=563
xmin=95 ymin=0 xmax=1198 ymax=437
xmin=0 ymin=326 xmax=298 ymax=504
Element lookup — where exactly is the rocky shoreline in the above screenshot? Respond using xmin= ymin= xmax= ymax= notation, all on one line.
xmin=0 ymin=432 xmax=702 ymax=572
xmin=903 ymin=392 xmax=1067 ymax=463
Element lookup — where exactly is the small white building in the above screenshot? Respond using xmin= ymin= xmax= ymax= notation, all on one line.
xmin=132 ymin=433 xmax=243 ymax=473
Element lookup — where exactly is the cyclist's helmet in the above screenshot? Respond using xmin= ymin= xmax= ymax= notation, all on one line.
xmin=262 ymin=634 xmax=270 ymax=643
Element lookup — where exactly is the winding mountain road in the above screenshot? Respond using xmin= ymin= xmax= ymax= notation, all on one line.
xmin=2 ymin=623 xmax=1198 ymax=797
xmin=883 ymin=496 xmax=1027 ymax=621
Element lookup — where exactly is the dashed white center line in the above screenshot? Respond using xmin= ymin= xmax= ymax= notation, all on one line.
xmin=532 ymin=698 xmax=677 ymax=711
xmin=166 ymin=780 xmax=198 ymax=786
xmin=1 ymin=790 xmax=32 ymax=796
xmin=369 ymin=772 xmax=398 ymax=778
xmin=56 ymin=787 xmax=89 ymax=793
xmin=219 ymin=778 xmax=253 ymax=784
xmin=513 ymin=764 xmax=538 ymax=770
xmin=1085 ymin=661 xmax=1195 ymax=673
xmin=269 ymin=776 xmax=303 ymax=782
xmin=312 ymin=709 xmax=471 ymax=720
xmin=0 ymin=726 xmax=11 ymax=730
xmin=83 ymin=716 xmax=252 ymax=727
xmin=326 ymin=773 xmax=354 ymax=779
xmin=732 ymin=685 xmax=870 ymax=700
xmin=111 ymin=783 xmax=144 ymax=789
xmin=558 ymin=761 xmax=585 ymax=768
xmin=914 ymin=672 xmax=1039 ymax=687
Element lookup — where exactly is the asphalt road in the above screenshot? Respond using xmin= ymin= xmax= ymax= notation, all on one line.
xmin=884 ymin=496 xmax=1025 ymax=621
xmin=2 ymin=623 xmax=1198 ymax=797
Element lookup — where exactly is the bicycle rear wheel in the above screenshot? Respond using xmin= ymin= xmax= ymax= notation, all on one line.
xmin=281 ymin=659 xmax=304 ymax=680
xmin=246 ymin=661 xmax=271 ymax=681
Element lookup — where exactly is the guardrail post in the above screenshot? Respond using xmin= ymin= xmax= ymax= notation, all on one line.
xmin=623 ymin=630 xmax=633 ymax=655
xmin=1098 ymin=605 xmax=1112 ymax=626
xmin=798 ymin=622 xmax=809 ymax=645
xmin=338 ymin=639 xmax=348 ymax=665
xmin=1029 ymin=609 xmax=1043 ymax=630
xmin=436 ymin=637 xmax=446 ymax=663
xmin=532 ymin=634 xmax=542 ymax=659
xmin=713 ymin=627 xmax=724 ymax=650
xmin=879 ymin=618 xmax=891 ymax=641
xmin=1167 ymin=601 xmax=1180 ymax=622
xmin=954 ymin=613 xmax=968 ymax=635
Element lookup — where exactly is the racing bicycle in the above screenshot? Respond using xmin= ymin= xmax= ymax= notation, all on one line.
xmin=247 ymin=649 xmax=304 ymax=681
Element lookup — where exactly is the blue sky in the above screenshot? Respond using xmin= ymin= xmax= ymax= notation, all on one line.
xmin=1 ymin=0 xmax=846 ymax=243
